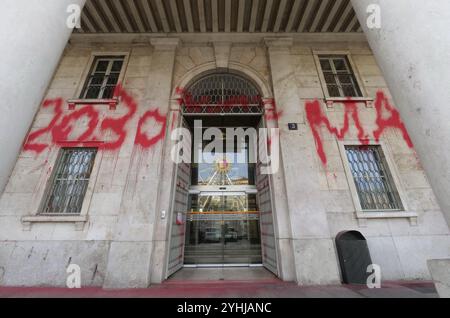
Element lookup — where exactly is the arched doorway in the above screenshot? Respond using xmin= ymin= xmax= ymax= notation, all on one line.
xmin=166 ymin=71 xmax=278 ymax=277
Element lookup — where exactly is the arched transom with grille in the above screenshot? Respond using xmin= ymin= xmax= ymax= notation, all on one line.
xmin=181 ymin=73 xmax=264 ymax=115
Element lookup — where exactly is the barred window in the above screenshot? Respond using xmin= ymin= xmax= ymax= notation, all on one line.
xmin=80 ymin=56 xmax=124 ymax=99
xmin=319 ymin=55 xmax=362 ymax=97
xmin=41 ymin=148 xmax=97 ymax=214
xmin=345 ymin=145 xmax=403 ymax=211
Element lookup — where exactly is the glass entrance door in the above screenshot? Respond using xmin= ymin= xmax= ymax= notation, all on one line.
xmin=184 ymin=192 xmax=262 ymax=265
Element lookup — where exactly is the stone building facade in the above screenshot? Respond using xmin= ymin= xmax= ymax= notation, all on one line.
xmin=0 ymin=0 xmax=449 ymax=288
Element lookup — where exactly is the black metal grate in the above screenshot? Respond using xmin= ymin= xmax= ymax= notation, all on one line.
xmin=345 ymin=145 xmax=403 ymax=211
xmin=181 ymin=73 xmax=264 ymax=115
xmin=41 ymin=148 xmax=97 ymax=214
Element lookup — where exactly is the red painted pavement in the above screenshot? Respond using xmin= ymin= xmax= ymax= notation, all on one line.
xmin=0 ymin=281 xmax=437 ymax=298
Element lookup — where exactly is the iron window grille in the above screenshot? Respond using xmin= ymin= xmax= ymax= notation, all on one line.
xmin=345 ymin=145 xmax=403 ymax=211
xmin=40 ymin=148 xmax=98 ymax=215
xmin=319 ymin=55 xmax=363 ymax=98
xmin=80 ymin=56 xmax=125 ymax=99
xmin=181 ymin=73 xmax=264 ymax=115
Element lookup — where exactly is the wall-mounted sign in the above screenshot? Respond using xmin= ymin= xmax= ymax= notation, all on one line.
xmin=288 ymin=123 xmax=298 ymax=130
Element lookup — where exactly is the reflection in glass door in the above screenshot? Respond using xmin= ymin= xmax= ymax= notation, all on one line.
xmin=184 ymin=192 xmax=262 ymax=265
xmin=191 ymin=128 xmax=256 ymax=187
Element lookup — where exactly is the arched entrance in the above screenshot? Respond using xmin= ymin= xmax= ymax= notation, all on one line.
xmin=166 ymin=71 xmax=279 ymax=278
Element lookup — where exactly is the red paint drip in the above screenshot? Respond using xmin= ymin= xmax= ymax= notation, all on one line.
xmin=171 ymin=112 xmax=178 ymax=132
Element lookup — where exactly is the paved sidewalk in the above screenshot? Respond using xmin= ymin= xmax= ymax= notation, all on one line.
xmin=0 ymin=281 xmax=438 ymax=298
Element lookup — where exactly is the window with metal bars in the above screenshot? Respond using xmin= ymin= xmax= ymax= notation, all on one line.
xmin=319 ymin=55 xmax=363 ymax=98
xmin=40 ymin=148 xmax=97 ymax=214
xmin=80 ymin=56 xmax=124 ymax=99
xmin=181 ymin=73 xmax=264 ymax=115
xmin=345 ymin=145 xmax=403 ymax=211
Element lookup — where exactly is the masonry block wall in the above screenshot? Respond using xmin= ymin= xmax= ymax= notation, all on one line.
xmin=283 ymin=41 xmax=450 ymax=281
xmin=0 ymin=37 xmax=448 ymax=287
xmin=0 ymin=42 xmax=159 ymax=287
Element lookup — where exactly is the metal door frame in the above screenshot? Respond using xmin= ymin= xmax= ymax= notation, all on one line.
xmin=165 ymin=70 xmax=280 ymax=276
xmin=183 ymin=189 xmax=263 ymax=268
xmin=255 ymin=117 xmax=280 ymax=276
xmin=165 ymin=116 xmax=191 ymax=278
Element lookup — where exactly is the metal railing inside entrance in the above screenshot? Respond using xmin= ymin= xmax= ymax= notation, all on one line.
xmin=180 ymin=73 xmax=264 ymax=115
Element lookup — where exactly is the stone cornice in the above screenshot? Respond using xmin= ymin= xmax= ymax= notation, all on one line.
xmin=150 ymin=37 xmax=180 ymax=50
xmin=264 ymin=37 xmax=294 ymax=48
xmin=69 ymin=33 xmax=368 ymax=46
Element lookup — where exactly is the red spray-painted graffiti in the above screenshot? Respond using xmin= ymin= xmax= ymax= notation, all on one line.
xmin=100 ymin=85 xmax=138 ymax=150
xmin=263 ymin=98 xmax=283 ymax=122
xmin=25 ymin=86 xmax=284 ymax=155
xmin=175 ymin=86 xmax=284 ymax=125
xmin=135 ymin=109 xmax=167 ymax=148
xmin=51 ymin=105 xmax=100 ymax=144
xmin=175 ymin=86 xmax=273 ymax=115
xmin=23 ymin=85 xmax=167 ymax=154
xmin=373 ymin=91 xmax=413 ymax=147
xmin=305 ymin=99 xmax=369 ymax=165
xmin=175 ymin=87 xmax=263 ymax=108
xmin=305 ymin=91 xmax=413 ymax=165
xmin=23 ymin=99 xmax=64 ymax=153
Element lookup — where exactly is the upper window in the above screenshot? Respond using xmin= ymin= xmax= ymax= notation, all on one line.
xmin=80 ymin=56 xmax=125 ymax=99
xmin=41 ymin=148 xmax=98 ymax=214
xmin=345 ymin=145 xmax=403 ymax=211
xmin=319 ymin=55 xmax=362 ymax=98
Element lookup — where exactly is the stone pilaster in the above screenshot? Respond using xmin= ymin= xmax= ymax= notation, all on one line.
xmin=265 ymin=37 xmax=341 ymax=285
xmin=103 ymin=38 xmax=180 ymax=289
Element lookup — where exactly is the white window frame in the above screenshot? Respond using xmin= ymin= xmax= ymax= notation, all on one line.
xmin=21 ymin=146 xmax=103 ymax=231
xmin=313 ymin=51 xmax=373 ymax=106
xmin=337 ymin=139 xmax=417 ymax=225
xmin=73 ymin=51 xmax=130 ymax=102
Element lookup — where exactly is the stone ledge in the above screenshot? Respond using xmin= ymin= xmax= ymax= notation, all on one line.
xmin=325 ymin=97 xmax=374 ymax=108
xmin=67 ymin=98 xmax=119 ymax=110
xmin=21 ymin=215 xmax=88 ymax=231
xmin=356 ymin=211 xmax=418 ymax=227
xmin=427 ymin=259 xmax=450 ymax=298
